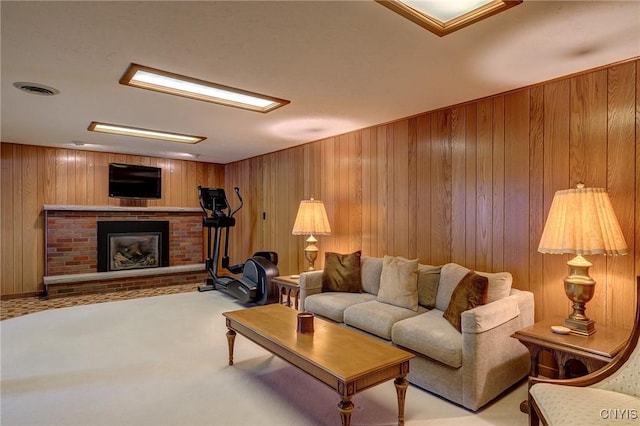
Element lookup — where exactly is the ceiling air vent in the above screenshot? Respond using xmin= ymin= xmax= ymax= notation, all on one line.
xmin=13 ymin=82 xmax=60 ymax=96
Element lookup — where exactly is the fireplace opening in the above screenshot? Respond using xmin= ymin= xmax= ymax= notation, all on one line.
xmin=97 ymin=221 xmax=169 ymax=272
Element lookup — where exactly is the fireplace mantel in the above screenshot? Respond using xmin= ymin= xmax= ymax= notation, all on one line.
xmin=43 ymin=205 xmax=201 ymax=213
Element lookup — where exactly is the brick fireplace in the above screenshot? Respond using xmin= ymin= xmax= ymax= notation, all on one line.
xmin=43 ymin=205 xmax=207 ymax=298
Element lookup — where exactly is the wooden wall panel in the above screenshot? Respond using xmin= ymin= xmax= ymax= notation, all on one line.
xmin=503 ymin=90 xmax=531 ymax=290
xmin=223 ymin=59 xmax=639 ymax=329
xmin=336 ymin=134 xmax=351 ymax=252
xmin=529 ymin=86 xmax=545 ymax=313
xmin=571 ymin=70 xmax=610 ymax=325
xmin=21 ymin=145 xmax=39 ymax=296
xmin=463 ymin=105 xmax=477 ymax=268
xmin=450 ymin=107 xmax=466 ymax=266
xmin=13 ymin=145 xmax=24 ymax=294
xmin=392 ymin=121 xmax=409 ymax=258
xmin=0 ymin=145 xmax=224 ymax=297
xmin=475 ymin=98 xmax=494 ymax=272
xmin=416 ymin=114 xmax=432 ymax=263
xmin=542 ymin=79 xmax=572 ymax=321
xmin=491 ymin=97 xmax=506 ymax=273
xmin=1 ymin=144 xmax=16 ymax=294
xmin=361 ymin=128 xmax=374 ymax=257
xmin=374 ymin=127 xmax=388 ymax=259
xmin=431 ymin=111 xmax=452 ymax=265
xmin=606 ymin=61 xmax=637 ymax=325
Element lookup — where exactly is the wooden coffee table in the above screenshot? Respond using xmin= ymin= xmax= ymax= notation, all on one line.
xmin=223 ymin=304 xmax=414 ymax=426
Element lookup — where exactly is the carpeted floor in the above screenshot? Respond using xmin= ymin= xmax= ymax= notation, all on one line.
xmin=0 ymin=284 xmax=198 ymax=321
xmin=1 ymin=289 xmax=529 ymax=425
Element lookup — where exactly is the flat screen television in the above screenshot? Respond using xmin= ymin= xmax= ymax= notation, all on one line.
xmin=109 ymin=163 xmax=162 ymax=199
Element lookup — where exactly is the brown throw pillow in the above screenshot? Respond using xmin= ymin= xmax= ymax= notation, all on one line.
xmin=322 ymin=251 xmax=362 ymax=293
xmin=443 ymin=271 xmax=489 ymax=331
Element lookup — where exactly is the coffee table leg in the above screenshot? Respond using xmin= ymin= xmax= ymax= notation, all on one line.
xmin=338 ymin=397 xmax=353 ymax=426
xmin=226 ymin=329 xmax=236 ymax=366
xmin=394 ymin=376 xmax=409 ymax=426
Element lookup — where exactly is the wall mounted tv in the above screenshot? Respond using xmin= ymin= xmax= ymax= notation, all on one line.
xmin=108 ymin=163 xmax=162 ymax=199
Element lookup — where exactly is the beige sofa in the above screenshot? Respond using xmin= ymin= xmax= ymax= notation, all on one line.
xmin=298 ymin=255 xmax=534 ymax=411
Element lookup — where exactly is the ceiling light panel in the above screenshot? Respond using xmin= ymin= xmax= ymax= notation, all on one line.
xmin=376 ymin=0 xmax=522 ymax=37
xmin=88 ymin=122 xmax=205 ymax=144
xmin=120 ymin=64 xmax=290 ymax=113
xmin=401 ymin=0 xmax=494 ymax=22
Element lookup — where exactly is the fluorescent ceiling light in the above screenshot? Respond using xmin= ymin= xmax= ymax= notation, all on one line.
xmin=376 ymin=0 xmax=522 ymax=36
xmin=88 ymin=121 xmax=205 ymax=144
xmin=120 ymin=63 xmax=290 ymax=113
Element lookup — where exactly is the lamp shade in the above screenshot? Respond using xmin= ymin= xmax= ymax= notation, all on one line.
xmin=292 ymin=199 xmax=332 ymax=236
xmin=538 ymin=186 xmax=628 ymax=256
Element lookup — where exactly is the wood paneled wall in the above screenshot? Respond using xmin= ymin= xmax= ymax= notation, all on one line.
xmin=0 ymin=147 xmax=224 ymax=297
xmin=224 ymin=59 xmax=639 ymax=329
xmin=1 ymin=59 xmax=638 ymax=329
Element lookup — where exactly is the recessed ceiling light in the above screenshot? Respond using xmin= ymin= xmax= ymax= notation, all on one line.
xmin=13 ymin=81 xmax=60 ymax=96
xmin=87 ymin=121 xmax=205 ymax=144
xmin=376 ymin=0 xmax=522 ymax=36
xmin=120 ymin=63 xmax=290 ymax=113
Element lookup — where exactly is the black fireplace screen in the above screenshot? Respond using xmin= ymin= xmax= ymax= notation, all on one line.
xmin=97 ymin=221 xmax=170 ymax=272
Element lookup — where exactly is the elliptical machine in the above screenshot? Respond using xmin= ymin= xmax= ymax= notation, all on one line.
xmin=197 ymin=186 xmax=278 ymax=305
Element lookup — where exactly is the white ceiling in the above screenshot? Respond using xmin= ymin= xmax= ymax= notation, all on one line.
xmin=2 ymin=1 xmax=639 ymax=164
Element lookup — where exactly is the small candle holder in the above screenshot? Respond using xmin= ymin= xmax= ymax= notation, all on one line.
xmin=297 ymin=312 xmax=314 ymax=333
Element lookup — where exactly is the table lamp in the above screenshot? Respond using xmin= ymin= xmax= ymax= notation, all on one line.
xmin=538 ymin=183 xmax=628 ymax=335
xmin=292 ymin=198 xmax=331 ymax=271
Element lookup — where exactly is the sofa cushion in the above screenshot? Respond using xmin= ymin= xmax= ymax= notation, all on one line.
xmin=443 ymin=271 xmax=489 ymax=332
xmin=322 ymin=251 xmax=362 ymax=293
xmin=304 ymin=292 xmax=376 ymax=323
xmin=435 ymin=263 xmax=513 ymax=311
xmin=417 ymin=264 xmax=441 ymax=309
xmin=392 ymin=309 xmax=463 ymax=368
xmin=361 ymin=256 xmax=383 ymax=295
xmin=344 ymin=300 xmax=425 ymax=340
xmin=376 ymin=256 xmax=419 ymax=311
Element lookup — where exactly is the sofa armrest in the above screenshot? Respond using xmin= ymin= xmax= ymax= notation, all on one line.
xmin=461 ymin=289 xmax=534 ymax=334
xmin=298 ymin=270 xmax=323 ymax=311
xmin=461 ymin=296 xmax=518 ymax=334
xmin=460 ymin=288 xmax=535 ymax=410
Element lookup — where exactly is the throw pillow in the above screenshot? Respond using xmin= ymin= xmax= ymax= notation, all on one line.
xmin=360 ymin=256 xmax=383 ymax=295
xmin=435 ymin=263 xmax=472 ymax=311
xmin=417 ymin=264 xmax=441 ymax=309
xmin=443 ymin=271 xmax=489 ymax=331
xmin=376 ymin=256 xmax=419 ymax=311
xmin=321 ymin=251 xmax=362 ymax=293
xmin=475 ymin=270 xmax=513 ymax=303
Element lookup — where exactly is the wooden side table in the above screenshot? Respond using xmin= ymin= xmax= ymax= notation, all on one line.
xmin=512 ymin=317 xmax=630 ymax=413
xmin=272 ymin=275 xmax=300 ymax=309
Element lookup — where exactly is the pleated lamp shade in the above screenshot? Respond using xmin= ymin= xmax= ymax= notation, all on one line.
xmin=292 ymin=199 xmax=332 ymax=236
xmin=538 ymin=186 xmax=628 ymax=256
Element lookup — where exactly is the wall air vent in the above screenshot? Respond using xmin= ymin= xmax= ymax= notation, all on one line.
xmin=13 ymin=82 xmax=60 ymax=96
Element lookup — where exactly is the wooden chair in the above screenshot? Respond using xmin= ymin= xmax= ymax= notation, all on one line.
xmin=528 ymin=276 xmax=640 ymax=425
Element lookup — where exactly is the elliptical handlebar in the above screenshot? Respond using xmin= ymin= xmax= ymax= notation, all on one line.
xmin=197 ymin=186 xmax=244 ymax=218
xmin=230 ymin=187 xmax=243 ymax=218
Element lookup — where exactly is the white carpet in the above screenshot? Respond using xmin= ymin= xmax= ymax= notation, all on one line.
xmin=1 ymin=291 xmax=528 ymax=425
